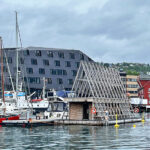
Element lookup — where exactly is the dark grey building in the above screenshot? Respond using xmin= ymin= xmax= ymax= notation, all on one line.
xmin=2 ymin=47 xmax=93 ymax=94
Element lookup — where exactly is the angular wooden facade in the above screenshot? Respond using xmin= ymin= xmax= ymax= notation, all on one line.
xmin=69 ymin=61 xmax=137 ymax=121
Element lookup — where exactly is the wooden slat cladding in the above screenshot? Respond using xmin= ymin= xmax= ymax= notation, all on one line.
xmin=69 ymin=103 xmax=83 ymax=120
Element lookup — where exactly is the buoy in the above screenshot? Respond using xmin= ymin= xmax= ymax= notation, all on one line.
xmin=114 ymin=114 xmax=120 ymax=128
xmin=134 ymin=108 xmax=139 ymax=113
xmin=91 ymin=107 xmax=96 ymax=114
xmin=141 ymin=119 xmax=145 ymax=123
xmin=115 ymin=124 xmax=120 ymax=128
xmin=133 ymin=124 xmax=136 ymax=128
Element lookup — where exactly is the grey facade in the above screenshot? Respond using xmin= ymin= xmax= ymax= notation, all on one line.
xmin=2 ymin=47 xmax=93 ymax=94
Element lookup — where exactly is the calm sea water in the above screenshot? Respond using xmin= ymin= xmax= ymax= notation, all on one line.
xmin=0 ymin=114 xmax=150 ymax=150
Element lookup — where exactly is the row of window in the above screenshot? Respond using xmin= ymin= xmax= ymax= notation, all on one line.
xmin=1 ymin=57 xmax=24 ymax=64
xmin=1 ymin=57 xmax=80 ymax=68
xmin=127 ymin=84 xmax=139 ymax=88
xmin=127 ymin=78 xmax=137 ymax=82
xmin=1 ymin=66 xmax=77 ymax=77
xmin=23 ymin=77 xmax=73 ymax=85
xmin=30 ymin=59 xmax=80 ymax=68
xmin=128 ymin=91 xmax=138 ymax=94
xmin=26 ymin=68 xmax=77 ymax=76
xmin=24 ymin=50 xmax=85 ymax=60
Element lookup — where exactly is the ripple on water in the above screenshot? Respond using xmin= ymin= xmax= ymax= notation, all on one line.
xmin=0 ymin=115 xmax=150 ymax=149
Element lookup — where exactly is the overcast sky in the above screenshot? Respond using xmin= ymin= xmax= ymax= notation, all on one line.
xmin=0 ymin=0 xmax=150 ymax=63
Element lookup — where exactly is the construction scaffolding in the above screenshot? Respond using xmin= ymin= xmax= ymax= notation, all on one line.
xmin=72 ymin=61 xmax=137 ymax=121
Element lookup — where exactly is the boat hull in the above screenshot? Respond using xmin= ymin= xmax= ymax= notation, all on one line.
xmin=0 ymin=115 xmax=20 ymax=123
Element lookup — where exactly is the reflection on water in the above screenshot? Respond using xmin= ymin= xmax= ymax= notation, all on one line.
xmin=0 ymin=114 xmax=150 ymax=149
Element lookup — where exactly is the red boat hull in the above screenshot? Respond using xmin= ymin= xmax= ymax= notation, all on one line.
xmin=0 ymin=115 xmax=20 ymax=123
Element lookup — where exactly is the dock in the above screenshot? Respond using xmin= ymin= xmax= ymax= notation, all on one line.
xmin=1 ymin=118 xmax=60 ymax=127
xmin=1 ymin=118 xmax=142 ymax=127
xmin=55 ymin=118 xmax=142 ymax=126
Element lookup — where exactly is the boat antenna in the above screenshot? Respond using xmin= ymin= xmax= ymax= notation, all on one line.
xmin=0 ymin=37 xmax=5 ymax=105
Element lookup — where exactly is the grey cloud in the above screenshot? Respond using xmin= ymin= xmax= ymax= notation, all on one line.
xmin=0 ymin=0 xmax=150 ymax=63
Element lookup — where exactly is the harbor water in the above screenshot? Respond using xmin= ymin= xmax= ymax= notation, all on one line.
xmin=0 ymin=114 xmax=150 ymax=149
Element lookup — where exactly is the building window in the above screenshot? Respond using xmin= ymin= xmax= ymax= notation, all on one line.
xmin=39 ymin=68 xmax=45 ymax=74
xmin=43 ymin=59 xmax=49 ymax=66
xmin=28 ymin=77 xmax=40 ymax=84
xmin=121 ymin=78 xmax=126 ymax=82
xmin=65 ymin=61 xmax=71 ymax=67
xmin=36 ymin=50 xmax=42 ymax=56
xmin=75 ymin=62 xmax=80 ymax=68
xmin=26 ymin=68 xmax=33 ymax=74
xmin=57 ymin=69 xmax=63 ymax=75
xmin=57 ymin=78 xmax=63 ymax=84
xmin=80 ymin=54 xmax=84 ymax=60
xmin=148 ymin=88 xmax=150 ymax=92
xmin=50 ymin=69 xmax=67 ymax=76
xmin=24 ymin=50 xmax=30 ymax=56
xmin=13 ymin=67 xmax=21 ymax=72
xmin=127 ymin=84 xmax=138 ymax=88
xmin=47 ymin=51 xmax=53 ymax=57
xmin=19 ymin=58 xmax=24 ymax=64
xmin=8 ymin=57 xmax=12 ymax=63
xmin=69 ymin=53 xmax=75 ymax=59
xmin=3 ymin=57 xmax=6 ymax=63
xmin=55 ymin=60 xmax=60 ymax=67
xmin=50 ymin=69 xmax=56 ymax=75
xmin=127 ymin=78 xmax=137 ymax=82
xmin=63 ymin=70 xmax=67 ymax=75
xmin=68 ymin=79 xmax=73 ymax=85
xmin=47 ymin=78 xmax=52 ymax=84
xmin=3 ymin=66 xmax=8 ymax=72
xmin=58 ymin=52 xmax=64 ymax=58
xmin=72 ymin=70 xmax=77 ymax=76
xmin=31 ymin=59 xmax=37 ymax=65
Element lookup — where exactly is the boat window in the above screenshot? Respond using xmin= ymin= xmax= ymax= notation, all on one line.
xmin=53 ymin=103 xmax=64 ymax=112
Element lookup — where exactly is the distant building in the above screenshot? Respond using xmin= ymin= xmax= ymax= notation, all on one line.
xmin=1 ymin=47 xmax=93 ymax=95
xmin=126 ymin=75 xmax=139 ymax=98
xmin=138 ymin=74 xmax=150 ymax=105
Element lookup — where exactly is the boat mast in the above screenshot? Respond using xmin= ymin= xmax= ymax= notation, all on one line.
xmin=15 ymin=11 xmax=19 ymax=98
xmin=0 ymin=37 xmax=5 ymax=104
xmin=43 ymin=77 xmax=46 ymax=100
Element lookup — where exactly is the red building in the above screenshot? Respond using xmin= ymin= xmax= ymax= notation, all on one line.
xmin=138 ymin=74 xmax=150 ymax=105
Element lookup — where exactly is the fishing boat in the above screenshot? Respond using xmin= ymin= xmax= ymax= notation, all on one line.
xmin=0 ymin=36 xmax=20 ymax=123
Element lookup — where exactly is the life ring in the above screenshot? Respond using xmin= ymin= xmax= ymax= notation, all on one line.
xmin=91 ymin=107 xmax=96 ymax=114
xmin=134 ymin=108 xmax=139 ymax=113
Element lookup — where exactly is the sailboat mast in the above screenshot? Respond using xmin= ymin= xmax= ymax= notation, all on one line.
xmin=15 ymin=11 xmax=19 ymax=95
xmin=0 ymin=37 xmax=5 ymax=104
